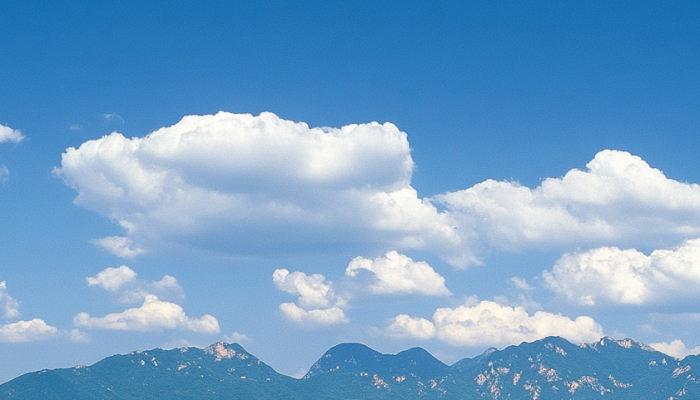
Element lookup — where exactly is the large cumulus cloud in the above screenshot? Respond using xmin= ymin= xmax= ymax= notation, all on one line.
xmin=436 ymin=150 xmax=700 ymax=256
xmin=55 ymin=112 xmax=460 ymax=260
xmin=55 ymin=112 xmax=700 ymax=267
xmin=543 ymin=239 xmax=700 ymax=306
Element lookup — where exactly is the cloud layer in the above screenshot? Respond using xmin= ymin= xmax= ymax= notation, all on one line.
xmin=543 ymin=239 xmax=700 ymax=306
xmin=383 ymin=298 xmax=604 ymax=348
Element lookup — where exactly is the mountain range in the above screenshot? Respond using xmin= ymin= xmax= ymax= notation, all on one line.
xmin=1 ymin=336 xmax=698 ymax=399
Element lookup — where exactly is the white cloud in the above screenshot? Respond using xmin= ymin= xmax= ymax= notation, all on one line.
xmin=86 ymin=266 xmax=183 ymax=303
xmin=74 ymin=294 xmax=219 ymax=333
xmin=273 ymin=269 xmax=348 ymax=325
xmin=384 ymin=314 xmax=436 ymax=339
xmin=0 ymin=318 xmax=58 ymax=343
xmin=68 ymin=329 xmax=90 ymax=342
xmin=273 ymin=269 xmax=345 ymax=309
xmin=103 ymin=113 xmax=125 ymax=124
xmin=436 ymin=150 xmax=700 ymax=259
xmin=0 ymin=166 xmax=8 ymax=182
xmin=92 ymin=236 xmax=146 ymax=258
xmin=225 ymin=332 xmax=251 ymax=343
xmin=650 ymin=339 xmax=700 ymax=359
xmin=0 ymin=281 xmax=20 ymax=319
xmin=56 ymin=114 xmax=700 ymax=267
xmin=55 ymin=112 xmax=461 ymax=262
xmin=383 ymin=298 xmax=603 ymax=348
xmin=0 ymin=124 xmax=24 ymax=143
xmin=345 ymin=251 xmax=450 ymax=296
xmin=509 ymin=277 xmax=533 ymax=291
xmin=278 ymin=302 xmax=348 ymax=325
xmin=0 ymin=282 xmax=61 ymax=343
xmin=86 ymin=266 xmax=137 ymax=291
xmin=543 ymin=239 xmax=700 ymax=306
xmin=79 ymin=267 xmax=210 ymax=333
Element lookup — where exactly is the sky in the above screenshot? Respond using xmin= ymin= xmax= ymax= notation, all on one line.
xmin=1 ymin=0 xmax=700 ymax=383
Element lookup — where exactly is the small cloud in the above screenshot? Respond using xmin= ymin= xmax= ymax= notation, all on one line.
xmin=650 ymin=339 xmax=700 ymax=359
xmin=68 ymin=124 xmax=82 ymax=131
xmin=383 ymin=314 xmax=436 ymax=340
xmin=345 ymin=251 xmax=451 ymax=296
xmin=68 ymin=329 xmax=90 ymax=342
xmin=162 ymin=338 xmax=205 ymax=349
xmin=0 ymin=166 xmax=8 ymax=182
xmin=509 ymin=277 xmax=533 ymax=291
xmin=86 ymin=265 xmax=137 ymax=292
xmin=86 ymin=266 xmax=183 ymax=303
xmin=0 ymin=318 xmax=59 ymax=343
xmin=74 ymin=294 xmax=220 ymax=333
xmin=92 ymin=236 xmax=146 ymax=259
xmin=638 ymin=324 xmax=659 ymax=335
xmin=273 ymin=268 xmax=350 ymax=326
xmin=0 ymin=124 xmax=24 ymax=143
xmin=225 ymin=332 xmax=251 ymax=343
xmin=273 ymin=269 xmax=348 ymax=326
xmin=278 ymin=302 xmax=348 ymax=326
xmin=273 ymin=269 xmax=346 ymax=309
xmin=103 ymin=113 xmax=125 ymax=124
xmin=0 ymin=281 xmax=20 ymax=319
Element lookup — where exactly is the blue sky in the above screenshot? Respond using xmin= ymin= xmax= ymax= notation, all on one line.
xmin=1 ymin=0 xmax=700 ymax=383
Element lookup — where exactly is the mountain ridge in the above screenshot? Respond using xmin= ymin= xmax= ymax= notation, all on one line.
xmin=2 ymin=336 xmax=699 ymax=399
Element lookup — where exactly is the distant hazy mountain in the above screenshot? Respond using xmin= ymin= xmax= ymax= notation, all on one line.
xmin=2 ymin=336 xmax=699 ymax=399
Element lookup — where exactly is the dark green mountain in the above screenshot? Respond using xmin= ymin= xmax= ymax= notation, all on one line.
xmin=2 ymin=337 xmax=700 ymax=399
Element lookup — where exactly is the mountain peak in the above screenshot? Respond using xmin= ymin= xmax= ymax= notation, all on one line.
xmin=204 ymin=342 xmax=251 ymax=362
xmin=580 ymin=336 xmax=657 ymax=352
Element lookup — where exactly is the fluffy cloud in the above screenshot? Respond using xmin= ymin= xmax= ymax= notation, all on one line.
xmin=74 ymin=294 xmax=219 ymax=333
xmin=384 ymin=314 xmax=436 ymax=340
xmin=0 ymin=124 xmax=24 ymax=143
xmin=0 ymin=281 xmax=20 ymax=319
xmin=543 ymin=239 xmax=700 ymax=306
xmin=92 ymin=236 xmax=146 ymax=258
xmin=0 ymin=319 xmax=59 ymax=343
xmin=225 ymin=332 xmax=251 ymax=343
xmin=54 ymin=112 xmax=460 ymax=261
xmin=383 ymin=298 xmax=603 ymax=347
xmin=436 ymin=150 xmax=700 ymax=257
xmin=55 ymin=113 xmax=700 ymax=267
xmin=0 ymin=282 xmax=60 ymax=343
xmin=86 ymin=266 xmax=183 ymax=303
xmin=273 ymin=269 xmax=347 ymax=325
xmin=78 ymin=267 xmax=214 ymax=333
xmin=86 ymin=266 xmax=137 ymax=291
xmin=278 ymin=302 xmax=348 ymax=326
xmin=650 ymin=339 xmax=700 ymax=359
xmin=345 ymin=251 xmax=450 ymax=296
